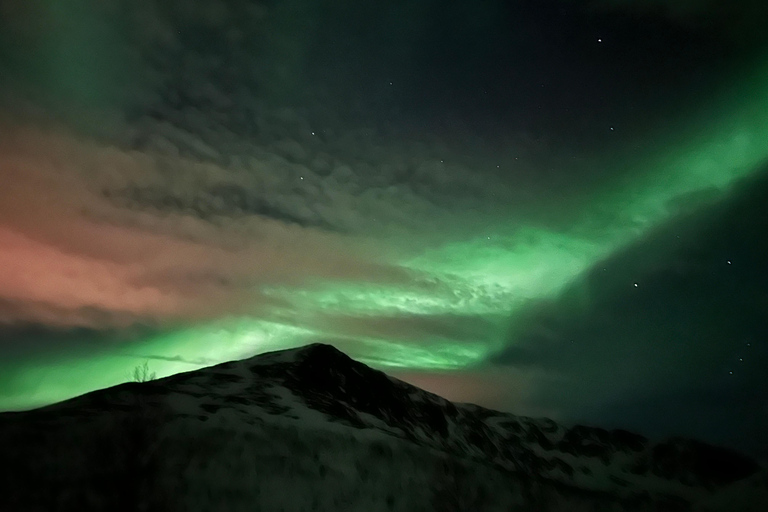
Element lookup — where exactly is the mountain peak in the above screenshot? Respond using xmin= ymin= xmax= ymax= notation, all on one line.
xmin=279 ymin=343 xmax=391 ymax=402
xmin=294 ymin=342 xmax=350 ymax=363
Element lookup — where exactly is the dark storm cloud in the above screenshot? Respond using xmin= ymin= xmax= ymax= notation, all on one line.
xmin=491 ymin=167 xmax=768 ymax=451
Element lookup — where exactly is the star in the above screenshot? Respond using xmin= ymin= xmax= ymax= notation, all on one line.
xmin=597 ymin=38 xmax=602 ymax=43
xmin=633 ymin=283 xmax=639 ymax=287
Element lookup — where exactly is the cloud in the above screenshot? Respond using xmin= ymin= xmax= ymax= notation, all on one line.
xmin=0 ymin=124 xmax=402 ymax=325
xmin=489 ymin=170 xmax=768 ymax=438
xmin=309 ymin=312 xmax=504 ymax=345
xmin=0 ymin=0 xmax=542 ymax=374
xmin=0 ymin=98 xmax=531 ymax=334
xmin=0 ymin=0 xmax=545 ymax=335
xmin=126 ymin=353 xmax=217 ymax=366
xmin=3 ymin=0 xmax=765 ymax=450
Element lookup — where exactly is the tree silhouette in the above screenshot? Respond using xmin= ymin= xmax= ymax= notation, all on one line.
xmin=132 ymin=361 xmax=156 ymax=383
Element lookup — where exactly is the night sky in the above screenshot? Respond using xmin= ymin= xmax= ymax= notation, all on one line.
xmin=1 ymin=0 xmax=767 ymax=459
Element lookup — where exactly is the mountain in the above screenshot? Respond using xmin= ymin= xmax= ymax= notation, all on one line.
xmin=1 ymin=343 xmax=765 ymax=511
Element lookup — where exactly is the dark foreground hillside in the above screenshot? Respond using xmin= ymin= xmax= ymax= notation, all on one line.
xmin=1 ymin=344 xmax=766 ymax=511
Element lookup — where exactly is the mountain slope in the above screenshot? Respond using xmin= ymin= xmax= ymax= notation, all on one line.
xmin=1 ymin=343 xmax=765 ymax=512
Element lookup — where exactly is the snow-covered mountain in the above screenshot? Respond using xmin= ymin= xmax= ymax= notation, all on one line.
xmin=1 ymin=343 xmax=765 ymax=511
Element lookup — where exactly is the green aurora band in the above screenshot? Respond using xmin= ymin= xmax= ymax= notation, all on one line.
xmin=2 ymin=56 xmax=768 ymax=411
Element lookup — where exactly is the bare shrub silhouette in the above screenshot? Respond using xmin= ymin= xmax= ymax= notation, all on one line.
xmin=132 ymin=361 xmax=157 ymax=383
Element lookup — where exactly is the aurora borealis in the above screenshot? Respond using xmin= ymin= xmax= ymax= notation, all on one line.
xmin=1 ymin=0 xmax=767 ymax=458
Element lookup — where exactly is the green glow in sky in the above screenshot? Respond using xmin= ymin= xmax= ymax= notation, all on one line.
xmin=354 ymin=339 xmax=494 ymax=370
xmin=0 ymin=320 xmax=316 ymax=410
xmin=258 ymin=56 xmax=768 ymax=364
xmin=2 ymin=56 xmax=768 ymax=412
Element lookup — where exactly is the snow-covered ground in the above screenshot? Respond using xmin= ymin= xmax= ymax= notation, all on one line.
xmin=1 ymin=343 xmax=765 ymax=511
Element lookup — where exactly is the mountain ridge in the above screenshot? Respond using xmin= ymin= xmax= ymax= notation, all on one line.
xmin=1 ymin=342 xmax=765 ymax=511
